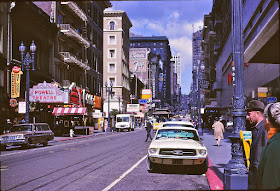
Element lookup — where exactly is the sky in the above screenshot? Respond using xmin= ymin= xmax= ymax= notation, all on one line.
xmin=106 ymin=0 xmax=213 ymax=95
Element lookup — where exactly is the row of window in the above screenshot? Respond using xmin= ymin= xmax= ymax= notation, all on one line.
xmin=130 ymin=42 xmax=164 ymax=46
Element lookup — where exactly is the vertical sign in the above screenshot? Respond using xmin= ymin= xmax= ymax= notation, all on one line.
xmin=11 ymin=66 xmax=23 ymax=98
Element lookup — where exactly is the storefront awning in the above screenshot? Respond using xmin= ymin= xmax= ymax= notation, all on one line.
xmin=52 ymin=107 xmax=87 ymax=115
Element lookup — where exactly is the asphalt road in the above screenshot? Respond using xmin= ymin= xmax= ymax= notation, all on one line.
xmin=0 ymin=128 xmax=210 ymax=191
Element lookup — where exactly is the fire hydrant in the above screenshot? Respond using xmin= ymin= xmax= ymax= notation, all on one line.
xmin=70 ymin=129 xmax=74 ymax=138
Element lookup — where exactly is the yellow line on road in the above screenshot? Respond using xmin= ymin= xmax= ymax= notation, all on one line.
xmin=102 ymin=155 xmax=147 ymax=191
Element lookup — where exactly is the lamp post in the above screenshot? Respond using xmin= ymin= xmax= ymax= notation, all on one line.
xmin=223 ymin=0 xmax=248 ymax=189
xmin=118 ymin=96 xmax=121 ymax=114
xmin=105 ymin=81 xmax=113 ymax=132
xmin=194 ymin=60 xmax=205 ymax=136
xmin=19 ymin=41 xmax=36 ymax=124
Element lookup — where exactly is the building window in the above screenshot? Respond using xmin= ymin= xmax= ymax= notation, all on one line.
xmin=109 ymin=35 xmax=116 ymax=45
xmin=154 ymin=42 xmax=156 ymax=46
xmin=109 ymin=63 xmax=116 ymax=72
xmin=109 ymin=77 xmax=116 ymax=86
xmin=110 ymin=21 xmax=115 ymax=30
xmin=109 ymin=49 xmax=116 ymax=58
xmin=160 ymin=43 xmax=163 ymax=46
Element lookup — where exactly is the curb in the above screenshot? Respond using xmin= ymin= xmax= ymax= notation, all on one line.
xmin=206 ymin=157 xmax=224 ymax=190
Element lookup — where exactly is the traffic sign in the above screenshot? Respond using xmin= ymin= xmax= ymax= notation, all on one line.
xmin=268 ymin=97 xmax=277 ymax=103
xmin=139 ymin=99 xmax=147 ymax=104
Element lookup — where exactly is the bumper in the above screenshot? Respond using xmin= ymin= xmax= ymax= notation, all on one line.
xmin=148 ymin=155 xmax=206 ymax=165
xmin=1 ymin=139 xmax=28 ymax=147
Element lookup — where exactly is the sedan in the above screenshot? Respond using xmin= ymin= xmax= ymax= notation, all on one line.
xmin=147 ymin=126 xmax=208 ymax=174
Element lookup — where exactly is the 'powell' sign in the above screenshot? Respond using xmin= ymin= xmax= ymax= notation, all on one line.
xmin=29 ymin=81 xmax=69 ymax=103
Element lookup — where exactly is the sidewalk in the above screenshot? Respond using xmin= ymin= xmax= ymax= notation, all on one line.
xmin=201 ymin=127 xmax=233 ymax=190
xmin=52 ymin=129 xmax=106 ymax=142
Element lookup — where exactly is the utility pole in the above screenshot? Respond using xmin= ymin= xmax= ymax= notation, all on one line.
xmin=223 ymin=0 xmax=248 ymax=189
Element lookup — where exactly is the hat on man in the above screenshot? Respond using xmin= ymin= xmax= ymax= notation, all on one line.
xmin=246 ymin=100 xmax=265 ymax=112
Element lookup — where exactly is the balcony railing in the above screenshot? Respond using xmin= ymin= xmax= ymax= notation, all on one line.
xmin=60 ymin=24 xmax=90 ymax=48
xmin=61 ymin=1 xmax=87 ymax=22
xmin=59 ymin=52 xmax=90 ymax=71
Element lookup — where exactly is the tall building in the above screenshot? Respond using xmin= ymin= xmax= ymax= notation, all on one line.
xmin=171 ymin=53 xmax=181 ymax=86
xmin=103 ymin=10 xmax=132 ymax=115
xmin=203 ymin=0 xmax=279 ymax=119
xmin=191 ymin=30 xmax=203 ymax=109
xmin=129 ymin=36 xmax=172 ymax=107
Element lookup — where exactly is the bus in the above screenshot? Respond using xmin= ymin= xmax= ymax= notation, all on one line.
xmin=115 ymin=114 xmax=135 ymax=132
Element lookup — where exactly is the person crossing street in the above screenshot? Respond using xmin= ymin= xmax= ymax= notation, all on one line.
xmin=145 ymin=119 xmax=153 ymax=142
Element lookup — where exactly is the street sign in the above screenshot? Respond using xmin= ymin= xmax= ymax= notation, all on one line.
xmin=18 ymin=102 xmax=26 ymax=113
xmin=152 ymin=99 xmax=161 ymax=103
xmin=139 ymin=99 xmax=147 ymax=104
xmin=10 ymin=99 xmax=18 ymax=107
xmin=268 ymin=97 xmax=277 ymax=103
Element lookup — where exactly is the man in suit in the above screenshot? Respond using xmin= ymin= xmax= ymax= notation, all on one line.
xmin=145 ymin=119 xmax=153 ymax=142
xmin=246 ymin=100 xmax=268 ymax=189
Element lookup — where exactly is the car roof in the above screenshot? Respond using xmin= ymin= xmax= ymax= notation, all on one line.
xmin=163 ymin=121 xmax=193 ymax=126
xmin=13 ymin=123 xmax=49 ymax=126
xmin=157 ymin=126 xmax=197 ymax=132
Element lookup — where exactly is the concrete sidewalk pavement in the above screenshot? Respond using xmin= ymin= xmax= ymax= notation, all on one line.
xmin=201 ymin=127 xmax=233 ymax=190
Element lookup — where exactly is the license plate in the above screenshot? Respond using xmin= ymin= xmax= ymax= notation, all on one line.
xmin=172 ymin=159 xmax=183 ymax=165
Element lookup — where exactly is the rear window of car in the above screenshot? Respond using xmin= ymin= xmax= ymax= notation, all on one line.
xmin=36 ymin=125 xmax=50 ymax=131
xmin=10 ymin=125 xmax=32 ymax=132
xmin=156 ymin=129 xmax=199 ymax=141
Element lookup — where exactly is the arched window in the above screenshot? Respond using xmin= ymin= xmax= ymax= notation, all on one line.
xmin=110 ymin=21 xmax=115 ymax=30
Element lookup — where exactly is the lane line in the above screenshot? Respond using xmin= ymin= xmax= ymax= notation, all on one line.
xmin=102 ymin=155 xmax=147 ymax=191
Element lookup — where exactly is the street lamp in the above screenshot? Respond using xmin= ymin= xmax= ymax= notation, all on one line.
xmin=19 ymin=41 xmax=36 ymax=123
xmin=105 ymin=81 xmax=113 ymax=132
xmin=118 ymin=96 xmax=121 ymax=114
xmin=193 ymin=60 xmax=205 ymax=136
xmin=223 ymin=0 xmax=248 ymax=189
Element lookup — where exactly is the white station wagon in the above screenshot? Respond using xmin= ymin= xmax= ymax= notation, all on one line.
xmin=147 ymin=126 xmax=208 ymax=174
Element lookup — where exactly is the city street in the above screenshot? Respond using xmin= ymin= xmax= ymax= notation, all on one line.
xmin=0 ymin=128 xmax=210 ymax=191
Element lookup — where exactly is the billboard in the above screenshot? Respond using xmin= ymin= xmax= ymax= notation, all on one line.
xmin=29 ymin=81 xmax=69 ymax=103
xmin=127 ymin=104 xmax=140 ymax=112
xmin=142 ymin=89 xmax=152 ymax=99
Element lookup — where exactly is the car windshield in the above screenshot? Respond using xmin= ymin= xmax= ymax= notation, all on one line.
xmin=156 ymin=129 xmax=199 ymax=141
xmin=163 ymin=124 xmax=193 ymax=127
xmin=10 ymin=125 xmax=32 ymax=132
xmin=117 ymin=117 xmax=129 ymax=122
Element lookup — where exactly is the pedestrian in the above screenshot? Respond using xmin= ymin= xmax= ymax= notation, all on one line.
xmin=212 ymin=117 xmax=224 ymax=146
xmin=5 ymin=119 xmax=12 ymax=133
xmin=145 ymin=119 xmax=153 ymax=142
xmin=257 ymin=102 xmax=280 ymax=190
xmin=246 ymin=100 xmax=267 ymax=190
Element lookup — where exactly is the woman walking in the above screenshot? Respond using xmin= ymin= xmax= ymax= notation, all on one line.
xmin=212 ymin=117 xmax=225 ymax=146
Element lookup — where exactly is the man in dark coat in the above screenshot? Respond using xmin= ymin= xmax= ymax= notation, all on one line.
xmin=145 ymin=119 xmax=153 ymax=142
xmin=246 ymin=100 xmax=268 ymax=189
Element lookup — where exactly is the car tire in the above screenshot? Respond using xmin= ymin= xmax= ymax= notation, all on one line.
xmin=42 ymin=139 xmax=48 ymax=146
xmin=0 ymin=145 xmax=6 ymax=151
xmin=147 ymin=158 xmax=158 ymax=173
xmin=197 ymin=158 xmax=208 ymax=174
xmin=21 ymin=140 xmax=31 ymax=149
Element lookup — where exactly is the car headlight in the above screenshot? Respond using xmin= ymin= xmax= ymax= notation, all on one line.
xmin=149 ymin=148 xmax=158 ymax=155
xmin=198 ymin=149 xmax=207 ymax=155
xmin=16 ymin=135 xmax=25 ymax=140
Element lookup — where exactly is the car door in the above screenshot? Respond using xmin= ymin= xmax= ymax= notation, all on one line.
xmin=35 ymin=125 xmax=44 ymax=144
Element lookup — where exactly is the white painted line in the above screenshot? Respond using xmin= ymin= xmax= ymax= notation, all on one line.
xmin=103 ymin=155 xmax=147 ymax=191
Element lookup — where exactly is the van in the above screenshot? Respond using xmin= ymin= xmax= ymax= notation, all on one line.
xmin=115 ymin=114 xmax=135 ymax=132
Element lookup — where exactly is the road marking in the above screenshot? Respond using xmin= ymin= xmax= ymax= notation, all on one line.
xmin=103 ymin=155 xmax=147 ymax=191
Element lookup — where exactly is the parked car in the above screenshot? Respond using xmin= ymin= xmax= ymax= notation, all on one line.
xmin=162 ymin=121 xmax=194 ymax=128
xmin=147 ymin=126 xmax=208 ymax=174
xmin=0 ymin=123 xmax=54 ymax=150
